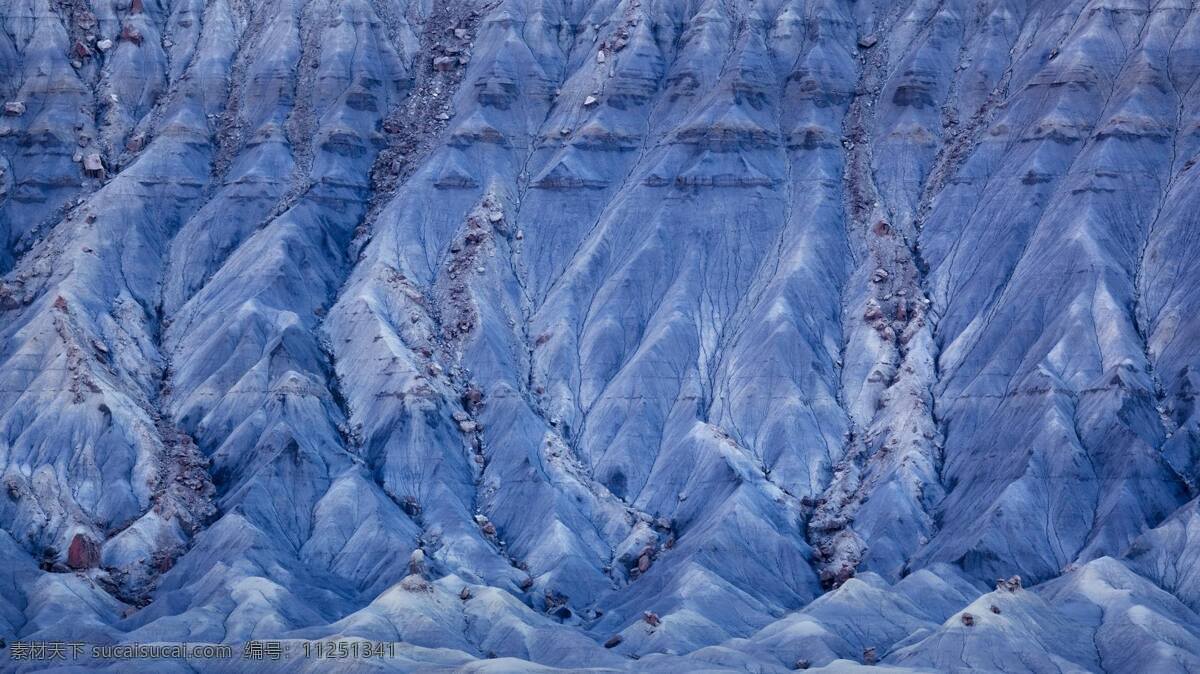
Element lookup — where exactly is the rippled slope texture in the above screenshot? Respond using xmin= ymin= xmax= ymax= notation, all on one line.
xmin=3 ymin=0 xmax=1200 ymax=670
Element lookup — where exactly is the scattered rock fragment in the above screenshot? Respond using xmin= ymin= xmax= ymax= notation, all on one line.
xmin=604 ymin=635 xmax=622 ymax=648
xmin=121 ymin=24 xmax=142 ymax=45
xmin=4 ymin=101 xmax=25 ymax=116
xmin=473 ymin=514 xmax=497 ymax=536
xmin=818 ymin=562 xmax=856 ymax=589
xmin=400 ymin=574 xmax=431 ymax=592
xmin=996 ymin=575 xmax=1022 ymax=592
xmin=862 ymin=646 xmax=878 ymax=665
xmin=584 ymin=95 xmax=598 ymax=107
xmin=642 ymin=611 xmax=660 ymax=627
xmin=83 ymin=153 xmax=105 ymax=178
xmin=636 ymin=548 xmax=653 ymax=573
xmin=96 ymin=39 xmax=113 ymax=52
xmin=543 ymin=589 xmax=571 ymax=618
xmin=858 ymin=34 xmax=878 ymax=49
xmin=462 ymin=386 xmax=483 ymax=410
xmin=961 ymin=612 xmax=975 ymax=627
xmin=460 ymin=587 xmax=472 ymax=601
xmin=408 ymin=548 xmax=426 ymax=576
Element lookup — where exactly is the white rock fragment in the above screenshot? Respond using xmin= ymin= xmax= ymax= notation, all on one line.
xmin=409 ymin=549 xmax=426 ymax=576
xmin=83 ymin=153 xmax=105 ymax=177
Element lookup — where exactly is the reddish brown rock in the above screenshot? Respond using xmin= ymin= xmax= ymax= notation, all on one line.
xmin=121 ymin=24 xmax=143 ymax=45
xmin=462 ymin=386 xmax=484 ymax=410
xmin=66 ymin=534 xmax=100 ymax=569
